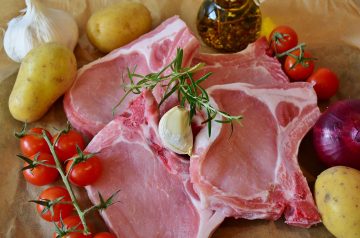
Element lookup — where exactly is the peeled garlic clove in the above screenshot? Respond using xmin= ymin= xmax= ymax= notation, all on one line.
xmin=159 ymin=106 xmax=193 ymax=156
xmin=3 ymin=0 xmax=79 ymax=62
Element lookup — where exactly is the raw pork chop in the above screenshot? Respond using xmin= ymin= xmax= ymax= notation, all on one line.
xmin=190 ymin=82 xmax=321 ymax=228
xmin=85 ymin=90 xmax=224 ymax=238
xmin=64 ymin=16 xmax=199 ymax=137
xmin=193 ymin=37 xmax=289 ymax=88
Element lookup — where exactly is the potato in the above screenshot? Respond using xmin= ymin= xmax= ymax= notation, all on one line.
xmin=315 ymin=166 xmax=360 ymax=238
xmin=86 ymin=2 xmax=152 ymax=53
xmin=8 ymin=42 xmax=77 ymax=122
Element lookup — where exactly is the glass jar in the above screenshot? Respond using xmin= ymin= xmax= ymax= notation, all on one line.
xmin=197 ymin=0 xmax=262 ymax=52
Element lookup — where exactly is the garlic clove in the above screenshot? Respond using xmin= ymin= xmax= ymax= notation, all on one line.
xmin=3 ymin=0 xmax=79 ymax=62
xmin=159 ymin=106 xmax=193 ymax=156
xmin=0 ymin=28 xmax=19 ymax=82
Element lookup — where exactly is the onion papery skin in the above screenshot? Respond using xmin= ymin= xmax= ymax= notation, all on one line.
xmin=313 ymin=99 xmax=360 ymax=170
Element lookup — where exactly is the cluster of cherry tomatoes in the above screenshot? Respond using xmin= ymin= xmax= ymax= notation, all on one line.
xmin=17 ymin=126 xmax=114 ymax=238
xmin=268 ymin=26 xmax=339 ymax=100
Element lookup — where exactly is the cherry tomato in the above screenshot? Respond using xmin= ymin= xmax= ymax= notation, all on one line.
xmin=66 ymin=155 xmax=102 ymax=187
xmin=284 ymin=49 xmax=315 ymax=81
xmin=94 ymin=232 xmax=116 ymax=238
xmin=307 ymin=68 xmax=339 ymax=100
xmin=53 ymin=215 xmax=92 ymax=238
xmin=53 ymin=130 xmax=86 ymax=162
xmin=23 ymin=153 xmax=59 ymax=186
xmin=36 ymin=186 xmax=74 ymax=222
xmin=19 ymin=128 xmax=52 ymax=157
xmin=269 ymin=25 xmax=298 ymax=54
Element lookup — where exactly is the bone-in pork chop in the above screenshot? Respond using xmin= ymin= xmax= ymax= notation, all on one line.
xmin=64 ymin=16 xmax=199 ymax=137
xmin=85 ymin=91 xmax=224 ymax=238
xmin=190 ymin=82 xmax=321 ymax=228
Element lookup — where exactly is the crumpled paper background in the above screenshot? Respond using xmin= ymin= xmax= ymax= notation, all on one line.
xmin=1 ymin=0 xmax=359 ymax=237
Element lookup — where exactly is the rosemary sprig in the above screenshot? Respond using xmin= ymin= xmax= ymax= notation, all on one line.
xmin=113 ymin=48 xmax=243 ymax=136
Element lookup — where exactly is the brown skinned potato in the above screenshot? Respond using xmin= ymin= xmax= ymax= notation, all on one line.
xmin=8 ymin=43 xmax=77 ymax=122
xmin=86 ymin=2 xmax=152 ymax=53
xmin=315 ymin=166 xmax=360 ymax=238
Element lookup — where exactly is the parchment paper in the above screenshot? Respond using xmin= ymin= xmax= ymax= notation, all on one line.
xmin=1 ymin=0 xmax=360 ymax=237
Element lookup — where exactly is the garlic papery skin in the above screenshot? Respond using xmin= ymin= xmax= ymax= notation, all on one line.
xmin=3 ymin=0 xmax=79 ymax=63
xmin=159 ymin=106 xmax=193 ymax=156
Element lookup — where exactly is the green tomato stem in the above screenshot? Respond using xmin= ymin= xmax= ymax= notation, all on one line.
xmin=83 ymin=205 xmax=97 ymax=216
xmin=276 ymin=42 xmax=306 ymax=58
xmin=42 ymin=132 xmax=90 ymax=235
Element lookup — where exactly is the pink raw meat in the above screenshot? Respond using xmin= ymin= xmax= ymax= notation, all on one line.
xmin=64 ymin=16 xmax=199 ymax=137
xmin=193 ymin=37 xmax=289 ymax=88
xmin=190 ymin=82 xmax=321 ymax=228
xmin=85 ymin=90 xmax=224 ymax=238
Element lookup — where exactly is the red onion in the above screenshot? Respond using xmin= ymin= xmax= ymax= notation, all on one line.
xmin=313 ymin=99 xmax=360 ymax=170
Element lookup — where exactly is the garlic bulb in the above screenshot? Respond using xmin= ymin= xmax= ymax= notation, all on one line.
xmin=159 ymin=106 xmax=193 ymax=155
xmin=3 ymin=0 xmax=79 ymax=62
